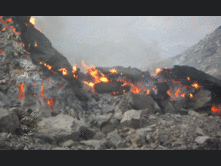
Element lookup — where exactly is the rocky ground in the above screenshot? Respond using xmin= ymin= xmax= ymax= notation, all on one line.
xmin=1 ymin=106 xmax=221 ymax=150
xmin=1 ymin=16 xmax=221 ymax=150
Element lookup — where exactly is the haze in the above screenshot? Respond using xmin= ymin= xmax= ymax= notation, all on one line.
xmin=34 ymin=16 xmax=221 ymax=71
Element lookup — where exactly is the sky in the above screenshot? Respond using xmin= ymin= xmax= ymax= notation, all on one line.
xmin=34 ymin=16 xmax=221 ymax=71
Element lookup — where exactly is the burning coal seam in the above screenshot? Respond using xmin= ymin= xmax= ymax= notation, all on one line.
xmin=1 ymin=16 xmax=221 ymax=117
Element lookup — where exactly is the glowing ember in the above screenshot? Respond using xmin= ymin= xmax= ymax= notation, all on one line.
xmin=187 ymin=76 xmax=190 ymax=81
xmin=167 ymin=91 xmax=171 ymax=96
xmin=34 ymin=82 xmax=36 ymax=86
xmin=191 ymin=82 xmax=202 ymax=89
xmin=58 ymin=68 xmax=68 ymax=76
xmin=29 ymin=16 xmax=43 ymax=32
xmin=211 ymin=104 xmax=221 ymax=115
xmin=25 ymin=51 xmax=30 ymax=55
xmin=112 ymin=91 xmax=119 ymax=95
xmin=109 ymin=68 xmax=118 ymax=74
xmin=45 ymin=97 xmax=55 ymax=111
xmin=41 ymin=82 xmax=55 ymax=111
xmin=49 ymin=77 xmax=52 ymax=84
xmin=0 ymin=18 xmax=12 ymax=24
xmin=34 ymin=94 xmax=36 ymax=97
xmin=17 ymin=83 xmax=25 ymax=100
xmin=57 ymin=83 xmax=64 ymax=90
xmin=118 ymin=79 xmax=147 ymax=94
xmin=151 ymin=68 xmax=163 ymax=76
xmin=21 ymin=43 xmax=25 ymax=47
xmin=180 ymin=93 xmax=185 ymax=98
xmin=7 ymin=78 xmax=12 ymax=83
xmin=34 ymin=41 xmax=37 ymax=47
xmin=0 ymin=49 xmax=4 ymax=54
xmin=41 ymin=83 xmax=45 ymax=98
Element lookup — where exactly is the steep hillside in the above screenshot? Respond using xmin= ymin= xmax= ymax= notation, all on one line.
xmin=147 ymin=26 xmax=221 ymax=79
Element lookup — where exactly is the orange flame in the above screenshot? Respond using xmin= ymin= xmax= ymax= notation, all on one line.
xmin=84 ymin=81 xmax=94 ymax=89
xmin=187 ymin=76 xmax=190 ymax=81
xmin=17 ymin=83 xmax=25 ymax=100
xmin=189 ymin=93 xmax=193 ymax=98
xmin=34 ymin=41 xmax=37 ymax=47
xmin=151 ymin=68 xmax=163 ymax=76
xmin=40 ymin=62 xmax=52 ymax=70
xmin=167 ymin=91 xmax=171 ymax=96
xmin=82 ymin=61 xmax=109 ymax=89
xmin=58 ymin=68 xmax=68 ymax=76
xmin=191 ymin=82 xmax=202 ymax=89
xmin=145 ymin=89 xmax=150 ymax=95
xmin=109 ymin=68 xmax=118 ymax=74
xmin=2 ymin=26 xmax=7 ymax=32
xmin=72 ymin=64 xmax=78 ymax=78
xmin=30 ymin=16 xmax=35 ymax=25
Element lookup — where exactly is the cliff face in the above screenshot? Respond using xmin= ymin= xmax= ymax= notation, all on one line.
xmin=147 ymin=26 xmax=221 ymax=79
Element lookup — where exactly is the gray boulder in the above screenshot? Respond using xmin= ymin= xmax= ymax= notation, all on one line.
xmin=0 ymin=108 xmax=20 ymax=134
xmin=120 ymin=109 xmax=142 ymax=129
xmin=33 ymin=114 xmax=93 ymax=144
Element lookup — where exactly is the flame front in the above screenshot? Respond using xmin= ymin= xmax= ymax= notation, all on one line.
xmin=82 ymin=61 xmax=110 ymax=90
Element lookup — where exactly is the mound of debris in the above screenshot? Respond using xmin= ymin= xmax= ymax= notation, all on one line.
xmin=1 ymin=16 xmax=221 ymax=150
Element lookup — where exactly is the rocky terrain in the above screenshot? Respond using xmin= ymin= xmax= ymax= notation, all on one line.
xmin=1 ymin=16 xmax=221 ymax=150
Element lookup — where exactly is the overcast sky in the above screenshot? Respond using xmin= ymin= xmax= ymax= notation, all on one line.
xmin=34 ymin=16 xmax=221 ymax=71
